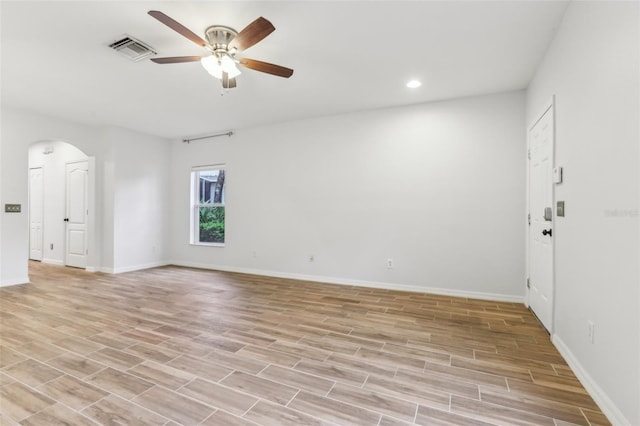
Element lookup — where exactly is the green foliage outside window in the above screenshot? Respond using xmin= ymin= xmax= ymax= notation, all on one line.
xmin=199 ymin=206 xmax=225 ymax=244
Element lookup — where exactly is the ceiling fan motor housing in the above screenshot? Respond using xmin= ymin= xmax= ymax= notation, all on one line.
xmin=205 ymin=26 xmax=238 ymax=54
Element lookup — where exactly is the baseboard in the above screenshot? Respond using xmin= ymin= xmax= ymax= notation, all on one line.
xmin=552 ymin=335 xmax=629 ymax=426
xmin=42 ymin=259 xmax=97 ymax=272
xmin=106 ymin=261 xmax=169 ymax=274
xmin=170 ymin=261 xmax=524 ymax=303
xmin=0 ymin=276 xmax=29 ymax=287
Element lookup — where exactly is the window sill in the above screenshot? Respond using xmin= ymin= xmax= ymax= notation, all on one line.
xmin=191 ymin=242 xmax=225 ymax=248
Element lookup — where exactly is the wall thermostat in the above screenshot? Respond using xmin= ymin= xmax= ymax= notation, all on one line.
xmin=553 ymin=166 xmax=563 ymax=184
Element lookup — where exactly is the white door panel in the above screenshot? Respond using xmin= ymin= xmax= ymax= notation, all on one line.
xmin=528 ymin=104 xmax=554 ymax=332
xmin=68 ymin=230 xmax=86 ymax=255
xmin=65 ymin=161 xmax=88 ymax=269
xmin=29 ymin=167 xmax=44 ymax=261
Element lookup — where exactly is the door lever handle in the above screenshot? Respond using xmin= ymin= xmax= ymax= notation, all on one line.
xmin=542 ymin=229 xmax=552 ymax=237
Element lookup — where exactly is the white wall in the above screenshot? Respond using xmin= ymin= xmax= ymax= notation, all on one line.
xmin=0 ymin=107 xmax=171 ymax=283
xmin=1 ymin=107 xmax=102 ymax=285
xmin=169 ymin=91 xmax=526 ymax=301
xmin=108 ymin=127 xmax=170 ymax=273
xmin=527 ymin=1 xmax=639 ymax=424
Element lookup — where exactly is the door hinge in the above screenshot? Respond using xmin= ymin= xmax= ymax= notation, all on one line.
xmin=527 ymin=149 xmax=531 ymax=160
xmin=528 ymin=213 xmax=531 ymax=226
xmin=526 ymin=278 xmax=530 ymax=289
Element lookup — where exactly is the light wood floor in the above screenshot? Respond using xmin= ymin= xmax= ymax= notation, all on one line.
xmin=0 ymin=262 xmax=609 ymax=426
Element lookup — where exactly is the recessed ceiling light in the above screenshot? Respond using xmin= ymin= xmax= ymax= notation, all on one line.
xmin=406 ymin=80 xmax=422 ymax=89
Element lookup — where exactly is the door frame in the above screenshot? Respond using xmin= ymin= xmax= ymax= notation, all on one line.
xmin=26 ymin=142 xmax=96 ymax=272
xmin=525 ymin=96 xmax=556 ymax=333
xmin=86 ymin=156 xmax=96 ymax=272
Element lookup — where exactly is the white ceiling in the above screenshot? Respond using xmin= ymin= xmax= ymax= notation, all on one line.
xmin=1 ymin=1 xmax=568 ymax=140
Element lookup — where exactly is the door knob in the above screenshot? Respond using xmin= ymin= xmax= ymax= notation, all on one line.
xmin=63 ymin=218 xmax=69 ymax=222
xmin=542 ymin=229 xmax=552 ymax=237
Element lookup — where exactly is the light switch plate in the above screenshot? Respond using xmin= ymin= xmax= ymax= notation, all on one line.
xmin=557 ymin=201 xmax=565 ymax=217
xmin=5 ymin=204 xmax=21 ymax=213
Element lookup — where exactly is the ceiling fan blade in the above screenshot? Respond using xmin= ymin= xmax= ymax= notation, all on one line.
xmin=239 ymin=58 xmax=294 ymax=78
xmin=151 ymin=56 xmax=202 ymax=64
xmin=221 ymin=72 xmax=237 ymax=89
xmin=148 ymin=10 xmax=207 ymax=47
xmin=229 ymin=17 xmax=275 ymax=52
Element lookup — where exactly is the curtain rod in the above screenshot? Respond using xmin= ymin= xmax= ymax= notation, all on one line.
xmin=182 ymin=131 xmax=233 ymax=143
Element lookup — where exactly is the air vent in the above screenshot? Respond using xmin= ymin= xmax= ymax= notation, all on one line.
xmin=109 ymin=35 xmax=156 ymax=62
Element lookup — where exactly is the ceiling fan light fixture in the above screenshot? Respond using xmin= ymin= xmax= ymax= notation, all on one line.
xmin=201 ymin=55 xmax=223 ymax=78
xmin=220 ymin=55 xmax=241 ymax=78
xmin=201 ymin=54 xmax=241 ymax=79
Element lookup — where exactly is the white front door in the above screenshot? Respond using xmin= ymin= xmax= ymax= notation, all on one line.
xmin=29 ymin=167 xmax=44 ymax=261
xmin=528 ymin=104 xmax=554 ymax=332
xmin=65 ymin=161 xmax=88 ymax=269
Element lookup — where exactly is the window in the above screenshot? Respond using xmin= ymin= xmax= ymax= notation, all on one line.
xmin=191 ymin=166 xmax=225 ymax=245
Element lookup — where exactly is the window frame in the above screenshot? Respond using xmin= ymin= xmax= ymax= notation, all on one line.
xmin=190 ymin=165 xmax=226 ymax=247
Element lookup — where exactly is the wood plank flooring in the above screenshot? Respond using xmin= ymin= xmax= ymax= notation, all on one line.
xmin=0 ymin=262 xmax=609 ymax=425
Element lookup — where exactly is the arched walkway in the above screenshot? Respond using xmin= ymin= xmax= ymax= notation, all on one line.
xmin=28 ymin=140 xmax=94 ymax=270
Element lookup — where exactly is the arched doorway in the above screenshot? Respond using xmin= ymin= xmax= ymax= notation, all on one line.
xmin=28 ymin=140 xmax=94 ymax=270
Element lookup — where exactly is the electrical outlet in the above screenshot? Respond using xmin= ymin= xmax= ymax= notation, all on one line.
xmin=587 ymin=320 xmax=595 ymax=344
xmin=387 ymin=258 xmax=394 ymax=269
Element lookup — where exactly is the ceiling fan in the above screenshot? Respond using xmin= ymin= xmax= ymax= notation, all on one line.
xmin=147 ymin=10 xmax=294 ymax=89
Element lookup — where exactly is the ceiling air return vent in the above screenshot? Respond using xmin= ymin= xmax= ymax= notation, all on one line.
xmin=109 ymin=35 xmax=156 ymax=61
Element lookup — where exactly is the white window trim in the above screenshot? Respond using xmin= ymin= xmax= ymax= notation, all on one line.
xmin=190 ymin=165 xmax=226 ymax=247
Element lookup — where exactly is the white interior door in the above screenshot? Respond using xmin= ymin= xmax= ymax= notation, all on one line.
xmin=65 ymin=161 xmax=88 ymax=269
xmin=528 ymin=104 xmax=554 ymax=332
xmin=29 ymin=167 xmax=44 ymax=261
